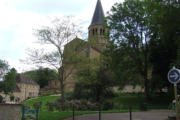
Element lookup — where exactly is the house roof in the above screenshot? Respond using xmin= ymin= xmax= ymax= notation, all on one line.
xmin=90 ymin=0 xmax=105 ymax=26
xmin=16 ymin=74 xmax=38 ymax=86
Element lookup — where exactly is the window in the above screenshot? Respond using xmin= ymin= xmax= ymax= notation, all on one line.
xmin=103 ymin=29 xmax=105 ymax=35
xmin=100 ymin=29 xmax=102 ymax=35
xmin=95 ymin=28 xmax=97 ymax=34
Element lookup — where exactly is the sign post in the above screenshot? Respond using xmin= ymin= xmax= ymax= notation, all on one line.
xmin=168 ymin=66 xmax=180 ymax=120
xmin=22 ymin=105 xmax=39 ymax=120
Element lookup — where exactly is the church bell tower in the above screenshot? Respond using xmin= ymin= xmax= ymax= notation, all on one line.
xmin=88 ymin=0 xmax=108 ymax=50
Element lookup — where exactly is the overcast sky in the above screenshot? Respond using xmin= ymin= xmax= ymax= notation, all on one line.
xmin=0 ymin=0 xmax=123 ymax=72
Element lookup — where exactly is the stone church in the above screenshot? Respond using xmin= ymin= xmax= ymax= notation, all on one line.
xmin=63 ymin=0 xmax=144 ymax=93
xmin=63 ymin=0 xmax=109 ymax=90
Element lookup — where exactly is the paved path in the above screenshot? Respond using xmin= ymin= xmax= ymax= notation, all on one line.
xmin=64 ymin=110 xmax=173 ymax=120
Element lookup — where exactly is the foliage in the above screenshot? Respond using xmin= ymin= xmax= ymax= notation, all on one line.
xmin=46 ymin=101 xmax=56 ymax=111
xmin=106 ymin=0 xmax=152 ymax=97
xmin=75 ymin=58 xmax=115 ymax=103
xmin=0 ymin=95 xmax=3 ymax=103
xmin=2 ymin=68 xmax=17 ymax=94
xmin=24 ymin=96 xmax=60 ymax=111
xmin=10 ymin=95 xmax=15 ymax=101
xmin=40 ymin=90 xmax=60 ymax=96
xmin=0 ymin=60 xmax=9 ymax=81
xmin=24 ymin=115 xmax=36 ymax=120
xmin=23 ymin=68 xmax=58 ymax=88
xmin=33 ymin=101 xmax=42 ymax=110
xmin=148 ymin=0 xmax=180 ymax=92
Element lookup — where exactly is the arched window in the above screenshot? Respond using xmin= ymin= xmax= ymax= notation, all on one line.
xmin=93 ymin=29 xmax=95 ymax=35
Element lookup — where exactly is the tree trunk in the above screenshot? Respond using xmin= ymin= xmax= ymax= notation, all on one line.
xmin=144 ymin=48 xmax=150 ymax=100
xmin=58 ymin=68 xmax=65 ymax=111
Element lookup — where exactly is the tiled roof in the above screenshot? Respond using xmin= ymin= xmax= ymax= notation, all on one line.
xmin=90 ymin=0 xmax=105 ymax=26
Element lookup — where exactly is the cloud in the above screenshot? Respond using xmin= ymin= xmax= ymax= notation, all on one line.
xmin=0 ymin=0 xmax=124 ymax=73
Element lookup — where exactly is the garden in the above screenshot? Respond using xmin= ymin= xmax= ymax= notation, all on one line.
xmin=23 ymin=92 xmax=171 ymax=120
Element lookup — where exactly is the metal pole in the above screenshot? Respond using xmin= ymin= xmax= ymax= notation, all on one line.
xmin=99 ymin=105 xmax=101 ymax=120
xmin=36 ymin=106 xmax=39 ymax=120
xmin=73 ymin=104 xmax=75 ymax=120
xmin=129 ymin=105 xmax=132 ymax=120
xmin=174 ymin=84 xmax=179 ymax=120
xmin=22 ymin=105 xmax=25 ymax=120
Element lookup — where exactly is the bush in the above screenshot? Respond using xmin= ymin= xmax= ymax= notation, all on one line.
xmin=10 ymin=95 xmax=15 ymax=101
xmin=0 ymin=95 xmax=3 ymax=103
xmin=46 ymin=101 xmax=55 ymax=111
xmin=140 ymin=102 xmax=147 ymax=111
xmin=33 ymin=102 xmax=42 ymax=110
xmin=24 ymin=115 xmax=36 ymax=120
xmin=102 ymin=100 xmax=114 ymax=110
xmin=64 ymin=91 xmax=74 ymax=101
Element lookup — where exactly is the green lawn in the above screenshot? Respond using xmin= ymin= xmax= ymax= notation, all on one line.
xmin=23 ymin=93 xmax=170 ymax=120
xmin=113 ymin=93 xmax=170 ymax=110
xmin=24 ymin=96 xmax=60 ymax=110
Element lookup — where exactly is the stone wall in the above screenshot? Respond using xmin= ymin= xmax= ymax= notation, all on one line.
xmin=0 ymin=104 xmax=22 ymax=120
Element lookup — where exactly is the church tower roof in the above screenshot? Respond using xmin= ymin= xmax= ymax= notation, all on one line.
xmin=90 ymin=0 xmax=105 ymax=26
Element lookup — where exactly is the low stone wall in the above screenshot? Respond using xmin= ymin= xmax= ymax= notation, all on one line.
xmin=0 ymin=104 xmax=22 ymax=120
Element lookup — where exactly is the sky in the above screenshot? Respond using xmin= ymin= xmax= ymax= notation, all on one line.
xmin=0 ymin=0 xmax=123 ymax=73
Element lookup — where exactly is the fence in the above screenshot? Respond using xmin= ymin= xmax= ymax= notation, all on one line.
xmin=22 ymin=105 xmax=39 ymax=120
xmin=71 ymin=105 xmax=133 ymax=120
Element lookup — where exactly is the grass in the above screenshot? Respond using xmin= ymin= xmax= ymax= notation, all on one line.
xmin=23 ymin=93 xmax=170 ymax=120
xmin=113 ymin=93 xmax=170 ymax=110
xmin=24 ymin=95 xmax=60 ymax=110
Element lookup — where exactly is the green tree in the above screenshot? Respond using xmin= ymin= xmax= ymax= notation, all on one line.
xmin=23 ymin=68 xmax=58 ymax=88
xmin=75 ymin=58 xmax=114 ymax=103
xmin=106 ymin=0 xmax=152 ymax=98
xmin=149 ymin=0 xmax=180 ymax=92
xmin=3 ymin=68 xmax=17 ymax=94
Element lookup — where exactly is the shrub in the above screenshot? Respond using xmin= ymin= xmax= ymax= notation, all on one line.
xmin=102 ymin=100 xmax=114 ymax=110
xmin=140 ymin=102 xmax=147 ymax=111
xmin=33 ymin=102 xmax=42 ymax=110
xmin=24 ymin=115 xmax=36 ymax=120
xmin=10 ymin=95 xmax=15 ymax=101
xmin=46 ymin=101 xmax=55 ymax=111
xmin=64 ymin=91 xmax=74 ymax=101
xmin=0 ymin=95 xmax=3 ymax=103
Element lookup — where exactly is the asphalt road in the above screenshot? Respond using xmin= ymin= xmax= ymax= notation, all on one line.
xmin=64 ymin=110 xmax=173 ymax=120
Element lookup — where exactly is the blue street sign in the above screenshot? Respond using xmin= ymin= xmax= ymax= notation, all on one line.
xmin=168 ymin=67 xmax=180 ymax=84
xmin=24 ymin=110 xmax=37 ymax=114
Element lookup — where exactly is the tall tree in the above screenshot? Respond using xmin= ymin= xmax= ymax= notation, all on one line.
xmin=149 ymin=0 xmax=180 ymax=92
xmin=25 ymin=16 xmax=82 ymax=110
xmin=106 ymin=0 xmax=152 ymax=98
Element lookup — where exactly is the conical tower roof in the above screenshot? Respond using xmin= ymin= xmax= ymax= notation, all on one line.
xmin=90 ymin=0 xmax=105 ymax=26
